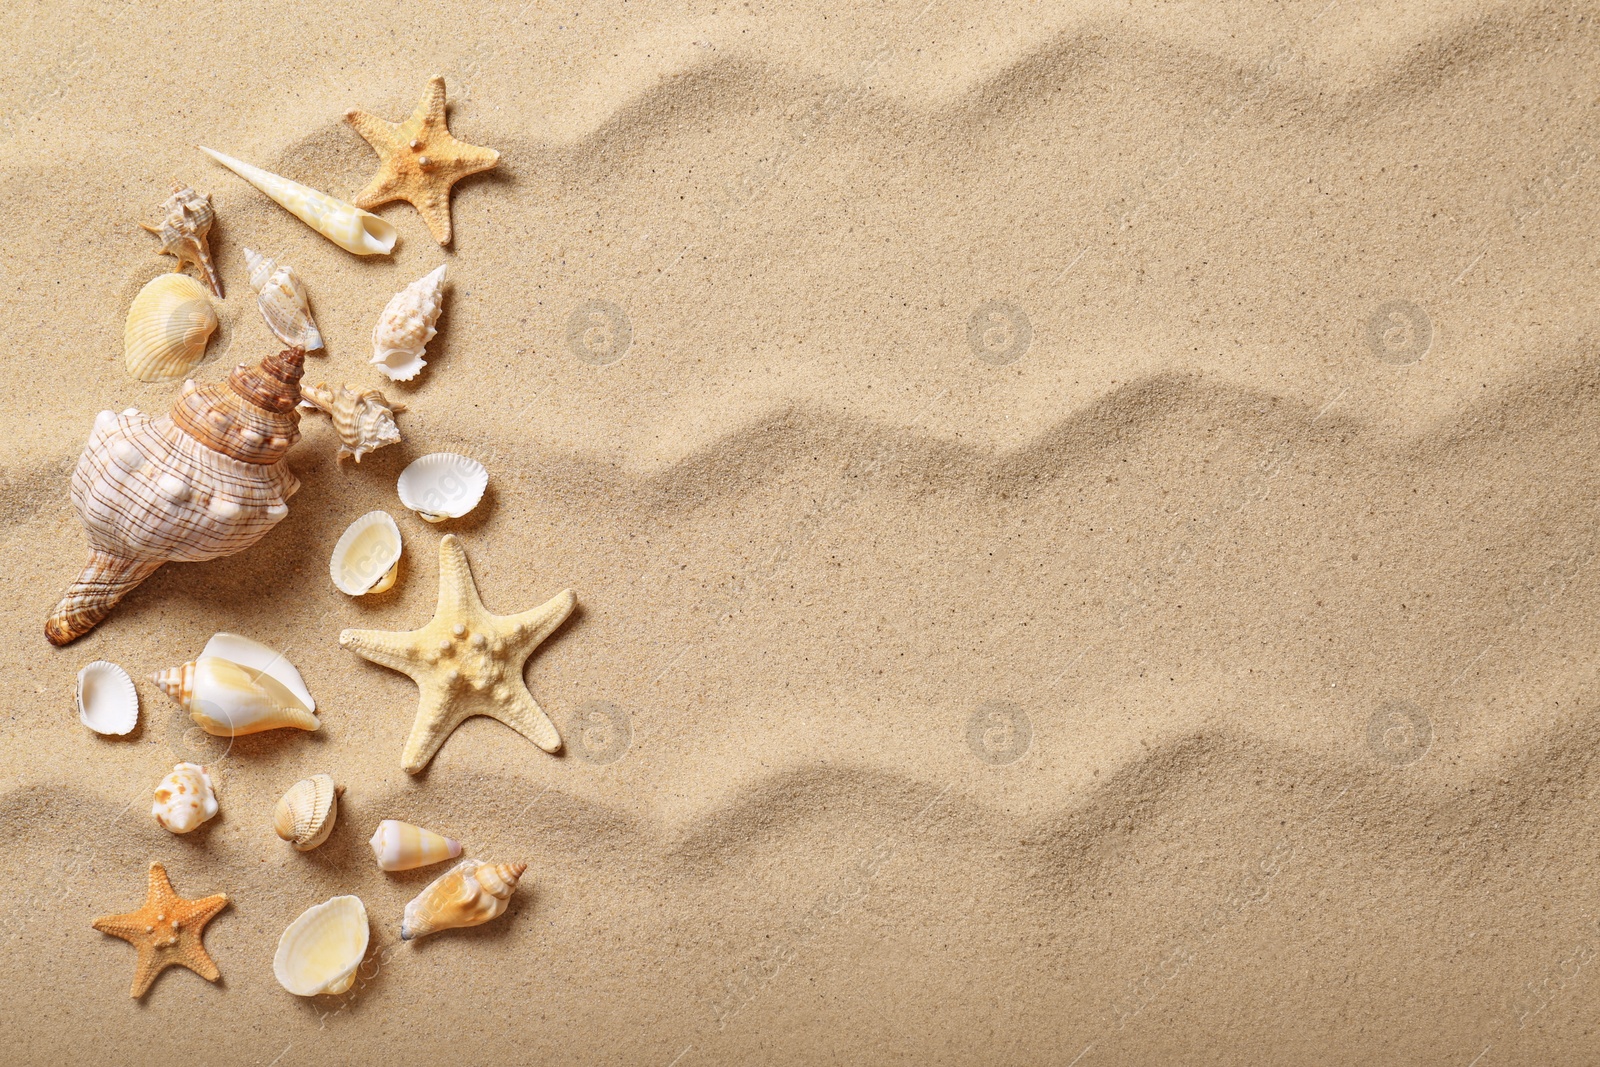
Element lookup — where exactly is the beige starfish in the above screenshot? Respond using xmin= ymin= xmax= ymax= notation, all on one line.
xmin=340 ymin=534 xmax=576 ymax=772
xmin=92 ymin=862 xmax=229 ymax=999
xmin=344 ymin=75 xmax=500 ymax=246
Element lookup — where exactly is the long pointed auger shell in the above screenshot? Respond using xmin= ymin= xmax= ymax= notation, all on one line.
xmin=199 ymin=147 xmax=397 ymax=257
xmin=400 ymin=859 xmax=526 ymax=941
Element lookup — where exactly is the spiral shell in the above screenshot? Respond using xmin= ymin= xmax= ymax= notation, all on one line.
xmin=151 ymin=762 xmax=218 ymax=834
xmin=200 ymin=147 xmax=396 ymax=256
xmin=152 ymin=632 xmax=319 ymax=737
xmin=124 ymin=274 xmax=218 ymax=382
xmin=368 ymin=819 xmax=461 ymax=871
xmin=141 ymin=184 xmax=222 ymax=296
xmin=371 ymin=265 xmax=446 ymax=381
xmin=274 ymin=896 xmax=369 ymax=996
xmin=274 ymin=774 xmax=341 ymax=851
xmin=244 ymin=248 xmax=324 ymax=351
xmin=299 ymin=382 xmax=406 ymax=464
xmin=401 ymin=859 xmax=526 ymax=941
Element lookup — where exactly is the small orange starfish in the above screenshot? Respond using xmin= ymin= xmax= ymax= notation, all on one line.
xmin=92 ymin=862 xmax=229 ymax=998
xmin=345 ymin=75 xmax=501 ymax=246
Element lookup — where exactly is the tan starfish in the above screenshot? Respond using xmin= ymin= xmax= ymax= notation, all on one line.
xmin=92 ymin=862 xmax=229 ymax=999
xmin=345 ymin=75 xmax=500 ymax=246
xmin=340 ymin=534 xmax=576 ymax=773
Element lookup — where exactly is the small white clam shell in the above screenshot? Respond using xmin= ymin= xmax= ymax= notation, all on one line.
xmin=76 ymin=660 xmax=138 ymax=735
xmin=330 ymin=511 xmax=402 ymax=595
xmin=124 ymin=273 xmax=217 ymax=382
xmin=200 ymin=147 xmax=397 ymax=256
xmin=273 ymin=895 xmax=370 ymax=996
xmin=396 ymin=453 xmax=487 ymax=522
xmin=151 ymin=762 xmax=218 ymax=834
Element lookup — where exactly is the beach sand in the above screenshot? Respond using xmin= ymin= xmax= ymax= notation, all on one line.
xmin=2 ymin=1 xmax=1599 ymax=1063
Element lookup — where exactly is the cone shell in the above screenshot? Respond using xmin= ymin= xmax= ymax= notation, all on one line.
xmin=368 ymin=819 xmax=461 ymax=872
xmin=76 ymin=660 xmax=138 ymax=736
xmin=244 ymin=248 xmax=324 ymax=351
xmin=396 ymin=452 xmax=486 ymax=522
xmin=370 ymin=265 xmax=446 ymax=381
xmin=273 ymin=895 xmax=370 ymax=996
xmin=401 ymin=859 xmax=526 ymax=941
xmin=124 ymin=273 xmax=218 ymax=382
xmin=152 ymin=762 xmax=218 ymax=834
xmin=201 ymin=147 xmax=396 ymax=256
xmin=300 ymin=382 xmax=405 ymax=464
xmin=152 ymin=632 xmax=318 ymax=737
xmin=274 ymin=773 xmax=341 ymax=851
xmin=141 ymin=184 xmax=222 ymax=296
xmin=330 ymin=511 xmax=402 ymax=596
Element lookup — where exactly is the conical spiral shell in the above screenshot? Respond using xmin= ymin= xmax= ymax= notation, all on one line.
xmin=368 ymin=819 xmax=461 ymax=871
xmin=244 ymin=248 xmax=324 ymax=351
xmin=400 ymin=859 xmax=526 ymax=941
xmin=141 ymin=184 xmax=223 ymax=296
xmin=200 ymin=147 xmax=396 ymax=256
xmin=299 ymin=382 xmax=405 ymax=464
xmin=370 ymin=265 xmax=446 ymax=381
xmin=152 ymin=652 xmax=318 ymax=737
xmin=274 ymin=774 xmax=341 ymax=850
xmin=124 ymin=274 xmax=218 ymax=382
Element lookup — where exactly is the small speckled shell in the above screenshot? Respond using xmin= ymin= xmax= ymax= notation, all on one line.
xmin=151 ymin=762 xmax=218 ymax=834
xmin=299 ymin=382 xmax=405 ymax=464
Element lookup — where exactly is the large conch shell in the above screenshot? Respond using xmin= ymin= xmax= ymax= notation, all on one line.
xmin=141 ymin=184 xmax=223 ymax=296
xmin=273 ymin=895 xmax=370 ymax=996
xmin=151 ymin=632 xmax=319 ymax=736
xmin=274 ymin=773 xmax=342 ymax=851
xmin=299 ymin=382 xmax=405 ymax=464
xmin=370 ymin=264 xmax=445 ymax=381
xmin=124 ymin=273 xmax=218 ymax=382
xmin=401 ymin=859 xmax=526 ymax=941
xmin=199 ymin=147 xmax=397 ymax=257
xmin=244 ymin=248 xmax=324 ymax=351
xmin=44 ymin=348 xmax=308 ymax=645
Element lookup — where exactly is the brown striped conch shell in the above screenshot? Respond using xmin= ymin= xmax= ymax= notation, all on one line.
xmin=141 ymin=184 xmax=223 ymax=297
xmin=298 ymin=382 xmax=405 ymax=464
xmin=401 ymin=859 xmax=526 ymax=941
xmin=244 ymin=248 xmax=324 ymax=352
xmin=368 ymin=819 xmax=461 ymax=871
xmin=151 ymin=632 xmax=319 ymax=736
xmin=44 ymin=348 xmax=307 ymax=645
xmin=274 ymin=773 xmax=342 ymax=851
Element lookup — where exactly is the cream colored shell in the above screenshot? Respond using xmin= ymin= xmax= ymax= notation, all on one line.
xmin=299 ymin=382 xmax=406 ymax=464
xmin=396 ymin=452 xmax=486 ymax=522
xmin=151 ymin=762 xmax=218 ymax=834
xmin=151 ymin=632 xmax=318 ymax=737
xmin=401 ymin=859 xmax=526 ymax=941
xmin=274 ymin=773 xmax=341 ymax=851
xmin=124 ymin=274 xmax=217 ymax=383
xmin=200 ymin=147 xmax=397 ymax=256
xmin=330 ymin=511 xmax=402 ymax=596
xmin=273 ymin=895 xmax=370 ymax=996
xmin=244 ymin=248 xmax=324 ymax=351
xmin=370 ymin=265 xmax=445 ymax=381
xmin=76 ymin=660 xmax=138 ymax=736
xmin=368 ymin=819 xmax=461 ymax=871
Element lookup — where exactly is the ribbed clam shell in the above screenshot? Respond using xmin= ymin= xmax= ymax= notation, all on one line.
xmin=124 ymin=274 xmax=218 ymax=383
xmin=76 ymin=660 xmax=138 ymax=736
xmin=368 ymin=819 xmax=461 ymax=872
xmin=152 ymin=632 xmax=318 ymax=737
xmin=400 ymin=859 xmax=526 ymax=941
xmin=151 ymin=762 xmax=218 ymax=834
xmin=330 ymin=511 xmax=402 ymax=596
xmin=244 ymin=248 xmax=324 ymax=351
xmin=370 ymin=265 xmax=446 ymax=381
xmin=300 ymin=382 xmax=405 ymax=464
xmin=141 ymin=184 xmax=222 ymax=296
xmin=273 ymin=896 xmax=369 ymax=996
xmin=200 ymin=147 xmax=396 ymax=256
xmin=396 ymin=452 xmax=486 ymax=522
xmin=274 ymin=773 xmax=340 ymax=850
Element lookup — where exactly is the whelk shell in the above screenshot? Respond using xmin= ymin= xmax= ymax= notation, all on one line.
xmin=368 ymin=819 xmax=461 ymax=872
xmin=141 ymin=183 xmax=223 ymax=296
xmin=273 ymin=895 xmax=369 ymax=996
xmin=330 ymin=511 xmax=402 ymax=596
xmin=244 ymin=248 xmax=324 ymax=351
xmin=370 ymin=264 xmax=446 ymax=381
xmin=152 ymin=762 xmax=218 ymax=834
xmin=199 ymin=147 xmax=397 ymax=257
xmin=151 ymin=632 xmax=318 ymax=737
xmin=299 ymin=382 xmax=406 ymax=464
xmin=124 ymin=273 xmax=218 ymax=383
xmin=396 ymin=453 xmax=486 ymax=523
xmin=401 ymin=859 xmax=526 ymax=941
xmin=76 ymin=660 xmax=138 ymax=736
xmin=274 ymin=773 xmax=342 ymax=851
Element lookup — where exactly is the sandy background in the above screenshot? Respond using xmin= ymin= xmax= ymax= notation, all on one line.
xmin=2 ymin=0 xmax=1599 ymax=1063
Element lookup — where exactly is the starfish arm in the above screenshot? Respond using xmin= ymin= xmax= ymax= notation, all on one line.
xmin=340 ymin=627 xmax=426 ymax=676
xmin=129 ymin=945 xmax=167 ymax=998
xmin=414 ymin=196 xmax=453 ymax=246
xmin=416 ymin=75 xmax=450 ymax=130
xmin=506 ymin=589 xmax=577 ymax=656
xmin=436 ymin=535 xmax=486 ymax=617
xmin=344 ymin=108 xmax=402 ymax=153
xmin=177 ymin=943 xmax=222 ymax=983
xmin=351 ymin=173 xmax=405 ymax=211
xmin=400 ymin=681 xmax=469 ymax=774
xmin=92 ymin=912 xmax=147 ymax=943
xmin=438 ymin=142 xmax=501 ymax=179
xmin=186 ymin=893 xmax=230 ymax=927
xmin=493 ymin=685 xmax=563 ymax=753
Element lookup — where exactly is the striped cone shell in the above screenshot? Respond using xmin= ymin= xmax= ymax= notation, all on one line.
xmin=368 ymin=819 xmax=461 ymax=871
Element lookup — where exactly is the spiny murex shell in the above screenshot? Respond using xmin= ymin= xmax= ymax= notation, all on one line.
xmin=77 ymin=660 xmax=138 ymax=736
xmin=401 ymin=859 xmax=526 ymax=941
xmin=299 ymin=382 xmax=406 ymax=464
xmin=124 ymin=273 xmax=218 ymax=383
xmin=274 ymin=773 xmax=342 ymax=851
xmin=44 ymin=347 xmax=307 ymax=646
xmin=368 ymin=819 xmax=461 ymax=872
xmin=274 ymin=895 xmax=369 ymax=996
xmin=200 ymin=147 xmax=397 ymax=257
xmin=396 ymin=452 xmax=486 ymax=522
xmin=141 ymin=184 xmax=223 ymax=296
xmin=330 ymin=511 xmax=402 ymax=596
xmin=371 ymin=264 xmax=446 ymax=381
xmin=244 ymin=248 xmax=324 ymax=351
xmin=152 ymin=631 xmax=319 ymax=737
xmin=152 ymin=762 xmax=218 ymax=834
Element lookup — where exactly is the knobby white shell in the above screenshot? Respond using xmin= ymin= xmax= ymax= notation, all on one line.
xmin=370 ymin=264 xmax=446 ymax=381
xmin=368 ymin=819 xmax=461 ymax=872
xmin=274 ymin=773 xmax=342 ymax=851
xmin=396 ymin=453 xmax=486 ymax=522
xmin=401 ymin=859 xmax=526 ymax=941
xmin=273 ymin=895 xmax=370 ymax=996
xmin=124 ymin=273 xmax=217 ymax=382
xmin=151 ymin=631 xmax=319 ymax=737
xmin=330 ymin=511 xmax=402 ymax=596
xmin=152 ymin=762 xmax=218 ymax=834
xmin=76 ymin=660 xmax=138 ymax=736
xmin=199 ymin=147 xmax=397 ymax=256
xmin=244 ymin=248 xmax=324 ymax=351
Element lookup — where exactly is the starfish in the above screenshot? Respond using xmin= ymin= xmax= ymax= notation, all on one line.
xmin=92 ymin=862 xmax=229 ymax=999
xmin=344 ymin=75 xmax=501 ymax=246
xmin=340 ymin=534 xmax=576 ymax=773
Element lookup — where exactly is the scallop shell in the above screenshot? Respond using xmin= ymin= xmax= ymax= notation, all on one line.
xmin=76 ymin=660 xmax=138 ymax=736
xmin=396 ymin=453 xmax=486 ymax=523
xmin=244 ymin=248 xmax=324 ymax=351
xmin=141 ymin=184 xmax=222 ymax=296
xmin=274 ymin=773 xmax=342 ymax=851
xmin=151 ymin=762 xmax=218 ymax=834
xmin=299 ymin=382 xmax=406 ymax=464
xmin=273 ymin=895 xmax=370 ymax=996
xmin=330 ymin=511 xmax=402 ymax=596
xmin=368 ymin=819 xmax=461 ymax=872
xmin=200 ymin=147 xmax=397 ymax=256
xmin=151 ymin=632 xmax=319 ymax=737
xmin=401 ymin=859 xmax=526 ymax=941
xmin=370 ymin=265 xmax=446 ymax=381
xmin=124 ymin=274 xmax=218 ymax=383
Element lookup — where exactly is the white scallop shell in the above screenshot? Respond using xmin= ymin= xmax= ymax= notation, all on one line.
xmin=200 ymin=147 xmax=397 ymax=256
xmin=330 ymin=511 xmax=402 ymax=595
xmin=76 ymin=660 xmax=138 ymax=735
xmin=273 ymin=895 xmax=370 ymax=996
xmin=151 ymin=762 xmax=218 ymax=834
xmin=370 ymin=265 xmax=446 ymax=381
xmin=124 ymin=274 xmax=217 ymax=382
xmin=396 ymin=453 xmax=486 ymax=522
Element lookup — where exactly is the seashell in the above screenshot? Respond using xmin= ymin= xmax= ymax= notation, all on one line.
xmin=370 ymin=264 xmax=446 ymax=381
xmin=299 ymin=382 xmax=406 ymax=464
xmin=76 ymin=660 xmax=138 ymax=736
xmin=273 ymin=895 xmax=369 ymax=996
xmin=401 ymin=859 xmax=526 ymax=941
xmin=368 ymin=819 xmax=461 ymax=872
xmin=396 ymin=452 xmax=486 ymax=523
xmin=274 ymin=773 xmax=342 ymax=851
xmin=330 ymin=511 xmax=402 ymax=596
xmin=151 ymin=631 xmax=319 ymax=736
xmin=124 ymin=274 xmax=218 ymax=383
xmin=199 ymin=146 xmax=397 ymax=257
xmin=45 ymin=347 xmax=308 ymax=645
xmin=244 ymin=248 xmax=324 ymax=351
xmin=141 ymin=183 xmax=223 ymax=296
xmin=152 ymin=762 xmax=218 ymax=834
